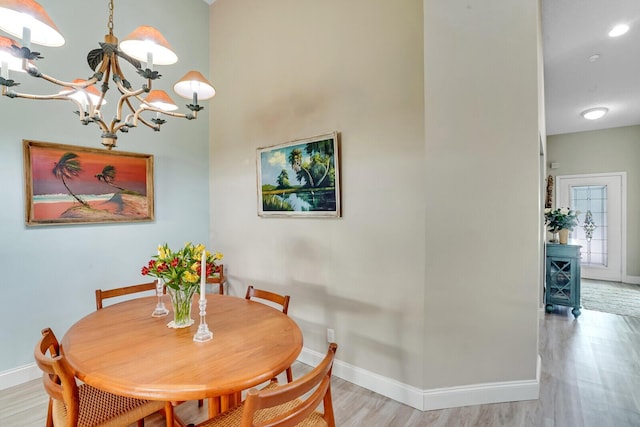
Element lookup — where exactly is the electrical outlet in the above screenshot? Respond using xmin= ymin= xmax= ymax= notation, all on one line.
xmin=326 ymin=328 xmax=335 ymax=343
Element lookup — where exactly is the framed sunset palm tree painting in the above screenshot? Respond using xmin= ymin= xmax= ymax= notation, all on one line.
xmin=257 ymin=132 xmax=340 ymax=218
xmin=23 ymin=140 xmax=154 ymax=225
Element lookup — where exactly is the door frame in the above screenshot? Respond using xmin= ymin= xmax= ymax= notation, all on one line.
xmin=555 ymin=172 xmax=627 ymax=282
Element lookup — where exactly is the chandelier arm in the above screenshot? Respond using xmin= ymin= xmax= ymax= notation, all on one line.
xmin=59 ymin=93 xmax=108 ymax=132
xmin=93 ymin=82 xmax=107 ymax=113
xmin=115 ymin=101 xmax=153 ymax=132
xmin=120 ymin=112 xmax=135 ymax=126
xmin=34 ymin=71 xmax=100 ymax=91
xmin=134 ymin=115 xmax=157 ymax=131
xmin=113 ymin=80 xmax=146 ymax=121
xmin=113 ymin=55 xmax=154 ymax=98
xmin=4 ymin=91 xmax=76 ymax=102
xmin=89 ymin=111 xmax=110 ymax=133
xmin=151 ymin=109 xmax=190 ymax=119
xmin=114 ymin=112 xmax=139 ymax=133
xmin=95 ymin=56 xmax=113 ymax=119
xmin=112 ymin=54 xmax=148 ymax=97
xmin=112 ymin=55 xmax=129 ymax=82
xmin=2 ymin=90 xmax=95 ymax=124
xmin=120 ymin=107 xmax=174 ymax=132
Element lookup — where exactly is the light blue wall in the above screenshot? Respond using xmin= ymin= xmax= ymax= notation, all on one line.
xmin=0 ymin=0 xmax=211 ymax=372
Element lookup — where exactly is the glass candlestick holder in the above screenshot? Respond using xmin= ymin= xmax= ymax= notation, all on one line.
xmin=193 ymin=298 xmax=213 ymax=342
xmin=151 ymin=280 xmax=169 ymax=317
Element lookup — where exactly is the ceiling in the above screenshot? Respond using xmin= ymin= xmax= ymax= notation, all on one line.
xmin=542 ymin=0 xmax=640 ymax=136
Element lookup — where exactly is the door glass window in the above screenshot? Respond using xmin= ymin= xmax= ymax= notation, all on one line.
xmin=571 ymin=185 xmax=607 ymax=267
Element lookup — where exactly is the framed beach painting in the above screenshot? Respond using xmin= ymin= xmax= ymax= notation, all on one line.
xmin=257 ymin=132 xmax=340 ymax=218
xmin=23 ymin=140 xmax=154 ymax=226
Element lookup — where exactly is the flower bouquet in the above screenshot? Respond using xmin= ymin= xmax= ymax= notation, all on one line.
xmin=142 ymin=242 xmax=223 ymax=327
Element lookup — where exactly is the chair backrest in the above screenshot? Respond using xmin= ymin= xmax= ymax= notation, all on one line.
xmin=245 ymin=285 xmax=290 ymax=314
xmin=34 ymin=328 xmax=82 ymax=425
xmin=206 ymin=264 xmax=225 ymax=295
xmin=95 ymin=280 xmax=160 ymax=310
xmin=240 ymin=343 xmax=338 ymax=427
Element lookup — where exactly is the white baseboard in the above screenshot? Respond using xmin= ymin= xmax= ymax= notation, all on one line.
xmin=3 ymin=349 xmax=541 ymax=411
xmin=623 ymin=275 xmax=640 ymax=285
xmin=298 ymin=348 xmax=541 ymax=411
xmin=0 ymin=363 xmax=40 ymax=391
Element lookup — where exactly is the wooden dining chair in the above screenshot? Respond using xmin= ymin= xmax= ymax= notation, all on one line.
xmin=245 ymin=285 xmax=290 ymax=315
xmin=191 ymin=342 xmax=337 ymax=427
xmin=96 ymin=282 xmax=192 ymax=420
xmin=206 ymin=264 xmax=226 ymax=295
xmin=34 ymin=327 xmax=169 ymax=427
xmin=200 ymin=284 xmax=294 ymax=412
xmin=95 ymin=280 xmax=161 ymax=310
xmin=245 ymin=285 xmax=292 ymax=381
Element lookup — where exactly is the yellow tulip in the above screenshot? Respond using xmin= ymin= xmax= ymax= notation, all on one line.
xmin=183 ymin=271 xmax=198 ymax=283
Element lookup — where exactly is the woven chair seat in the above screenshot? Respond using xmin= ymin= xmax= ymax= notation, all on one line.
xmin=52 ymin=383 xmax=166 ymax=427
xmin=197 ymin=383 xmax=327 ymax=427
xmin=193 ymin=343 xmax=337 ymax=427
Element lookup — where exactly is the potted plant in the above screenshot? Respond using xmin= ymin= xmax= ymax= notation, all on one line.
xmin=544 ymin=207 xmax=579 ymax=244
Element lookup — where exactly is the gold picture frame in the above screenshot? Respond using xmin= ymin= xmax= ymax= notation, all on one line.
xmin=24 ymin=140 xmax=154 ymax=226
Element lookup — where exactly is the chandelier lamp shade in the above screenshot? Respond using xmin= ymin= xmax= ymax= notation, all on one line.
xmin=145 ymin=89 xmax=178 ymax=112
xmin=0 ymin=0 xmax=215 ymax=149
xmin=0 ymin=36 xmax=27 ymax=72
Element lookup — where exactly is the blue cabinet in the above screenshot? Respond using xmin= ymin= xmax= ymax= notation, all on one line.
xmin=545 ymin=243 xmax=581 ymax=318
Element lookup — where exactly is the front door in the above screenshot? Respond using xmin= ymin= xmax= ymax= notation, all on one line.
xmin=556 ymin=173 xmax=625 ymax=282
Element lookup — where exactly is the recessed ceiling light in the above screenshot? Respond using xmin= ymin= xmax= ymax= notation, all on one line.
xmin=581 ymin=107 xmax=609 ymax=120
xmin=588 ymin=54 xmax=601 ymax=62
xmin=608 ymin=24 xmax=629 ymax=37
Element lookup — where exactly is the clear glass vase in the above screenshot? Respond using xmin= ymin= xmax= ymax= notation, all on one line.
xmin=166 ymin=285 xmax=197 ymax=328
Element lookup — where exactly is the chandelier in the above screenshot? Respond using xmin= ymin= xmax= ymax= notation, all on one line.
xmin=0 ymin=0 xmax=215 ymax=150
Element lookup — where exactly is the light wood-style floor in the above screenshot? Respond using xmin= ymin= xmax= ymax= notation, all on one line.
xmin=2 ymin=308 xmax=639 ymax=426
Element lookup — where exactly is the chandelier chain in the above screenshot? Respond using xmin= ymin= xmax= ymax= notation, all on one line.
xmin=108 ymin=0 xmax=114 ymax=35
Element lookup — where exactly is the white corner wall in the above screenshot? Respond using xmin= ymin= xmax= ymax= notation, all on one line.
xmin=209 ymin=0 xmax=541 ymax=410
xmin=422 ymin=0 xmax=540 ymax=399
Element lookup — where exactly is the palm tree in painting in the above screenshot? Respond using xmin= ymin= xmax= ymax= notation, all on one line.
xmin=95 ymin=165 xmax=126 ymax=191
xmin=287 ymin=140 xmax=334 ymax=188
xmin=52 ymin=152 xmax=89 ymax=207
xmin=288 ymin=148 xmax=315 ymax=187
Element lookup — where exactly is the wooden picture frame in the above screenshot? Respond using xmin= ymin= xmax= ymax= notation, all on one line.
xmin=257 ymin=132 xmax=340 ymax=218
xmin=24 ymin=140 xmax=154 ymax=226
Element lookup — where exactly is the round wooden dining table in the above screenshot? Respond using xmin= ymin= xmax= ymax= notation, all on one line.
xmin=61 ymin=294 xmax=303 ymax=422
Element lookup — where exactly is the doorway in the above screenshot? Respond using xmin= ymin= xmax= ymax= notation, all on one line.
xmin=556 ymin=172 xmax=626 ymax=282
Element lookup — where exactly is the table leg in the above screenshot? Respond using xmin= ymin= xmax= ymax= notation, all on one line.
xmin=220 ymin=394 xmax=230 ymax=412
xmin=164 ymin=402 xmax=174 ymax=427
xmin=229 ymin=391 xmax=241 ymax=407
xmin=207 ymin=392 xmax=241 ymax=418
xmin=207 ymin=397 xmax=221 ymax=418
xmin=164 ymin=402 xmax=188 ymax=427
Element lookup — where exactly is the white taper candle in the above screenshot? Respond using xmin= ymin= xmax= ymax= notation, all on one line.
xmin=146 ymin=51 xmax=153 ymax=71
xmin=0 ymin=60 xmax=8 ymax=80
xmin=200 ymin=248 xmax=206 ymax=300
